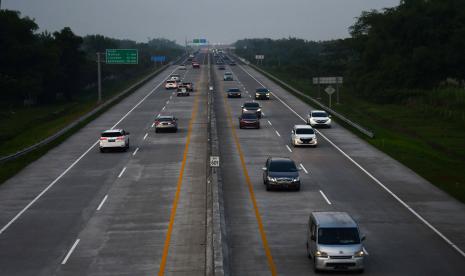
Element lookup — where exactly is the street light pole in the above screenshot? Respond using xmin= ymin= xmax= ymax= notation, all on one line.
xmin=97 ymin=52 xmax=102 ymax=103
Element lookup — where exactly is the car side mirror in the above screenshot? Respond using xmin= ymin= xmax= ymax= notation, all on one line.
xmin=361 ymin=235 xmax=366 ymax=241
xmin=311 ymin=235 xmax=316 ymax=241
xmin=262 ymin=167 xmax=267 ymax=171
xmin=328 ymin=115 xmax=332 ymax=118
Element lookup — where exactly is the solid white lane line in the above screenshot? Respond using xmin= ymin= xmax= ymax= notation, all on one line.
xmin=118 ymin=167 xmax=127 ymax=178
xmin=132 ymin=147 xmax=139 ymax=156
xmin=143 ymin=133 xmax=148 ymax=140
xmin=0 ymin=66 xmax=179 ymax=235
xmin=61 ymin=239 xmax=80 ymax=265
xmin=151 ymin=123 xmax=155 ymax=128
xmin=268 ymin=120 xmax=272 ymax=126
xmin=286 ymin=145 xmax=292 ymax=153
xmin=300 ymin=163 xmax=309 ymax=174
xmin=275 ymin=130 xmax=281 ymax=137
xmin=96 ymin=195 xmax=108 ymax=211
xmin=238 ymin=63 xmax=465 ymax=258
xmin=320 ymin=190 xmax=332 ymax=205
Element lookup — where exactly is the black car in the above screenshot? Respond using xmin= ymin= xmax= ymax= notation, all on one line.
xmin=255 ymin=88 xmax=270 ymax=100
xmin=241 ymin=102 xmax=262 ymax=118
xmin=227 ymin=88 xmax=242 ymax=98
xmin=239 ymin=112 xmax=260 ymax=129
xmin=218 ymin=65 xmax=226 ymax=70
xmin=262 ymin=157 xmax=301 ymax=191
xmin=229 ymin=61 xmax=236 ymax=66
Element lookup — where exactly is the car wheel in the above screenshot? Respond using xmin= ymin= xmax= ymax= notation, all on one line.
xmin=257 ymin=124 xmax=260 ymax=129
xmin=306 ymin=242 xmax=311 ymax=259
xmin=155 ymin=129 xmax=159 ymax=133
xmin=357 ymin=269 xmax=365 ymax=274
xmin=266 ymin=183 xmax=271 ymax=191
xmin=295 ymin=184 xmax=301 ymax=191
xmin=100 ymin=148 xmax=104 ymax=153
xmin=314 ymin=259 xmax=320 ymax=273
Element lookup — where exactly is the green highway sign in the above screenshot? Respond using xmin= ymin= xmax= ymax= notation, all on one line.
xmin=105 ymin=49 xmax=138 ymax=64
xmin=193 ymin=39 xmax=200 ymax=44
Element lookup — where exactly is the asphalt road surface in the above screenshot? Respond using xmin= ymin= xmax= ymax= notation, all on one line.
xmin=0 ymin=51 xmax=464 ymax=276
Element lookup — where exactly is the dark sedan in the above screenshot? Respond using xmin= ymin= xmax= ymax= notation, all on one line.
xmin=239 ymin=112 xmax=260 ymax=129
xmin=255 ymin=87 xmax=271 ymax=100
xmin=227 ymin=88 xmax=242 ymax=98
xmin=241 ymin=102 xmax=262 ymax=118
xmin=262 ymin=157 xmax=301 ymax=191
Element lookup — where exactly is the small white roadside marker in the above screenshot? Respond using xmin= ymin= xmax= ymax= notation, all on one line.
xmin=300 ymin=163 xmax=309 ymax=174
xmin=143 ymin=133 xmax=148 ymax=140
xmin=286 ymin=145 xmax=292 ymax=152
xmin=132 ymin=147 xmax=139 ymax=156
xmin=268 ymin=120 xmax=272 ymax=126
xmin=96 ymin=195 xmax=108 ymax=211
xmin=275 ymin=130 xmax=281 ymax=137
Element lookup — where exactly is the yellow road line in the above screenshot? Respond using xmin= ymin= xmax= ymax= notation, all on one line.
xmin=221 ymin=91 xmax=278 ymax=275
xmin=158 ymin=59 xmax=205 ymax=276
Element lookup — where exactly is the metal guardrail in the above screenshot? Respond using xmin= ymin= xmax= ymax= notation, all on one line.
xmin=0 ymin=57 xmax=185 ymax=163
xmin=235 ymin=56 xmax=375 ymax=138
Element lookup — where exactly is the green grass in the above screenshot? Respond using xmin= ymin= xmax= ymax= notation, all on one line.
xmin=0 ymin=65 xmax=163 ymax=184
xmin=264 ymin=67 xmax=465 ymax=203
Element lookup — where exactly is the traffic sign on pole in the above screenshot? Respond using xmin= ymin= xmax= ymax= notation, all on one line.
xmin=105 ymin=49 xmax=138 ymax=64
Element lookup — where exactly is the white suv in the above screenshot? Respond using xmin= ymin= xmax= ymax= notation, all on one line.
xmin=291 ymin=125 xmax=317 ymax=147
xmin=165 ymin=80 xmax=178 ymax=89
xmin=307 ymin=110 xmax=331 ymax=128
xmin=99 ymin=129 xmax=130 ymax=152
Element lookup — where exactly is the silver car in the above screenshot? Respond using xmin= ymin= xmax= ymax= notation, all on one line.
xmin=291 ymin=125 xmax=317 ymax=147
xmin=306 ymin=212 xmax=366 ymax=273
xmin=307 ymin=110 xmax=332 ymax=128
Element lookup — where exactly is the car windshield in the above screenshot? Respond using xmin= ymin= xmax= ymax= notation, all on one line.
xmin=269 ymin=160 xmax=298 ymax=172
xmin=228 ymin=88 xmax=240 ymax=92
xmin=242 ymin=113 xmax=258 ymax=119
xmin=256 ymin=88 xmax=269 ymax=92
xmin=296 ymin=128 xmax=314 ymax=134
xmin=244 ymin=103 xmax=259 ymax=108
xmin=102 ymin=132 xmax=122 ymax=137
xmin=157 ymin=117 xmax=173 ymax=121
xmin=318 ymin=228 xmax=360 ymax=245
xmin=312 ymin=112 xmax=328 ymax=117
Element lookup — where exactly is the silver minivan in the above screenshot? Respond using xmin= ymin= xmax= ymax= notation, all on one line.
xmin=306 ymin=212 xmax=366 ymax=273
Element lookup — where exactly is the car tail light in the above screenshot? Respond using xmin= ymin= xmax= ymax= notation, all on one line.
xmin=99 ymin=137 xmax=107 ymax=140
xmin=155 ymin=121 xmax=160 ymax=125
xmin=116 ymin=136 xmax=125 ymax=141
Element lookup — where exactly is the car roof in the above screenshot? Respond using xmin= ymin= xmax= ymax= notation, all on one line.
xmin=227 ymin=87 xmax=240 ymax=90
xmin=157 ymin=115 xmax=174 ymax=119
xmin=244 ymin=102 xmax=259 ymax=105
xmin=311 ymin=212 xmax=357 ymax=228
xmin=224 ymin=71 xmax=232 ymax=74
xmin=294 ymin=124 xmax=313 ymax=129
xmin=311 ymin=110 xmax=327 ymax=113
xmin=269 ymin=157 xmax=294 ymax=163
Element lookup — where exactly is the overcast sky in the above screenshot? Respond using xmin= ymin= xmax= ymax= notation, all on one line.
xmin=4 ymin=0 xmax=399 ymax=44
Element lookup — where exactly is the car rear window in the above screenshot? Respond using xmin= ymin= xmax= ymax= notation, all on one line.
xmin=296 ymin=128 xmax=314 ymax=134
xmin=256 ymin=88 xmax=269 ymax=92
xmin=228 ymin=88 xmax=240 ymax=92
xmin=318 ymin=228 xmax=360 ymax=245
xmin=167 ymin=80 xmax=175 ymax=83
xmin=157 ymin=117 xmax=173 ymax=121
xmin=244 ymin=103 xmax=259 ymax=108
xmin=312 ymin=112 xmax=328 ymax=117
xmin=102 ymin=132 xmax=122 ymax=137
xmin=269 ymin=160 xmax=298 ymax=172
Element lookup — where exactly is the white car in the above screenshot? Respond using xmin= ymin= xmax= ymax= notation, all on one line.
xmin=307 ymin=110 xmax=331 ymax=128
xmin=178 ymin=65 xmax=187 ymax=70
xmin=169 ymin=74 xmax=181 ymax=81
xmin=165 ymin=80 xmax=178 ymax=89
xmin=99 ymin=129 xmax=130 ymax=152
xmin=291 ymin=125 xmax=317 ymax=147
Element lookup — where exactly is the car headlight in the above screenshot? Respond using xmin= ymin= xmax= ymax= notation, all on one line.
xmin=243 ymin=108 xmax=248 ymax=111
xmin=267 ymin=176 xmax=277 ymax=182
xmin=266 ymin=93 xmax=270 ymax=96
xmin=293 ymin=177 xmax=300 ymax=182
xmin=327 ymin=118 xmax=332 ymax=124
xmin=255 ymin=93 xmax=260 ymax=96
xmin=354 ymin=250 xmax=365 ymax=258
xmin=309 ymin=118 xmax=316 ymax=122
xmin=315 ymin=251 xmax=328 ymax=258
xmin=257 ymin=108 xmax=261 ymax=112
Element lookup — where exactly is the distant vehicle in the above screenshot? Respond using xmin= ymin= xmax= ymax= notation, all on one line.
xmin=241 ymin=102 xmax=262 ymax=118
xmin=154 ymin=115 xmax=178 ymax=133
xmin=291 ymin=125 xmax=317 ymax=147
xmin=177 ymin=86 xmax=190 ymax=97
xmin=223 ymin=72 xmax=233 ymax=81
xmin=239 ymin=112 xmax=260 ymax=129
xmin=178 ymin=65 xmax=187 ymax=70
xmin=169 ymin=74 xmax=181 ymax=81
xmin=99 ymin=129 xmax=130 ymax=152
xmin=192 ymin=62 xmax=200 ymax=68
xmin=182 ymin=82 xmax=194 ymax=91
xmin=165 ymin=80 xmax=178 ymax=89
xmin=306 ymin=212 xmax=366 ymax=273
xmin=307 ymin=110 xmax=331 ymax=128
xmin=226 ymin=87 xmax=242 ymax=98
xmin=255 ymin=87 xmax=271 ymax=100
xmin=189 ymin=54 xmax=195 ymax=58
xmin=216 ymin=60 xmax=224 ymax=65
xmin=262 ymin=157 xmax=301 ymax=191
xmin=229 ymin=61 xmax=236 ymax=66
xmin=218 ymin=65 xmax=226 ymax=70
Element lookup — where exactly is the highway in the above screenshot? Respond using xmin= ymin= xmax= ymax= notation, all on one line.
xmin=0 ymin=50 xmax=464 ymax=276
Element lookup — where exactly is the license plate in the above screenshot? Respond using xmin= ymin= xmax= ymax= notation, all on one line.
xmin=108 ymin=139 xmax=115 ymax=142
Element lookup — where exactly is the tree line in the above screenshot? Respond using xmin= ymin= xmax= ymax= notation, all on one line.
xmin=234 ymin=0 xmax=465 ymax=105
xmin=0 ymin=10 xmax=183 ymax=106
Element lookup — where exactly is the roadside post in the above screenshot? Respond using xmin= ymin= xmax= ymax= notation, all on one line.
xmin=255 ymin=54 xmax=264 ymax=65
xmin=325 ymin=85 xmax=336 ymax=108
